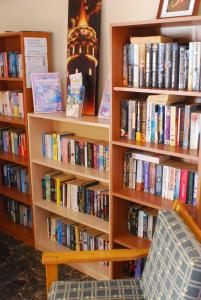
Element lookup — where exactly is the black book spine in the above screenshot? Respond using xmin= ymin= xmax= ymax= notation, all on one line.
xmin=164 ymin=43 xmax=173 ymax=89
xmin=145 ymin=43 xmax=152 ymax=88
xmin=171 ymin=42 xmax=179 ymax=89
xmin=74 ymin=140 xmax=80 ymax=165
xmin=179 ymin=45 xmax=187 ymax=90
xmin=152 ymin=43 xmax=158 ymax=88
xmin=120 ymin=99 xmax=128 ymax=138
xmin=128 ymin=44 xmax=134 ymax=87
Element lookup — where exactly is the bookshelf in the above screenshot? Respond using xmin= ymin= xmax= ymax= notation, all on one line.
xmin=28 ymin=112 xmax=110 ymax=279
xmin=0 ymin=31 xmax=51 ymax=246
xmin=110 ymin=16 xmax=201 ymax=278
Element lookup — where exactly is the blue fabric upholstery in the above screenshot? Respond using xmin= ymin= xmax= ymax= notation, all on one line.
xmin=141 ymin=210 xmax=201 ymax=300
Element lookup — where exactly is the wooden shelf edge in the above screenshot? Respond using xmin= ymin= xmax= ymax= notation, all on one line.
xmin=28 ymin=112 xmax=110 ymax=128
xmin=112 ymin=189 xmax=174 ymax=210
xmin=31 ymin=157 xmax=109 ymax=184
xmin=114 ymin=233 xmax=151 ymax=250
xmin=114 ymin=86 xmax=201 ymax=97
xmin=0 ymin=151 xmax=28 ymax=166
xmin=0 ymin=115 xmax=26 ymax=126
xmin=36 ymin=239 xmax=109 ymax=280
xmin=112 ymin=139 xmax=199 ymax=162
xmin=0 ymin=184 xmax=32 ymax=206
xmin=0 ymin=217 xmax=34 ymax=246
xmin=0 ymin=77 xmax=23 ymax=81
xmin=34 ymin=199 xmax=109 ymax=234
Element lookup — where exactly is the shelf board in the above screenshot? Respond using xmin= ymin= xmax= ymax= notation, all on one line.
xmin=0 ymin=216 xmax=34 ymax=246
xmin=114 ymin=86 xmax=201 ymax=97
xmin=0 ymin=115 xmax=26 ymax=126
xmin=112 ymin=139 xmax=199 ymax=162
xmin=35 ymin=199 xmax=109 ymax=234
xmin=114 ymin=233 xmax=151 ymax=249
xmin=28 ymin=112 xmax=110 ymax=128
xmin=0 ymin=151 xmax=28 ymax=166
xmin=36 ymin=237 xmax=109 ymax=280
xmin=112 ymin=188 xmax=174 ymax=210
xmin=0 ymin=184 xmax=31 ymax=206
xmin=31 ymin=157 xmax=109 ymax=184
xmin=0 ymin=76 xmax=23 ymax=82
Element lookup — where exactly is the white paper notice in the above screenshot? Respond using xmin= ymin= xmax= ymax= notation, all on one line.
xmin=24 ymin=37 xmax=48 ymax=87
xmin=24 ymin=37 xmax=47 ymax=57
xmin=25 ymin=56 xmax=48 ymax=88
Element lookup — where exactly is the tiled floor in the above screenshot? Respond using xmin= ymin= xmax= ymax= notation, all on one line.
xmin=0 ymin=231 xmax=91 ymax=300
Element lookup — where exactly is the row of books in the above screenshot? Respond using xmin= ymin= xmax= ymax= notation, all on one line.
xmin=121 ymin=97 xmax=201 ymax=149
xmin=0 ymin=127 xmax=27 ymax=157
xmin=42 ymin=171 xmax=109 ymax=221
xmin=0 ymin=51 xmax=22 ymax=78
xmin=123 ymin=36 xmax=201 ymax=91
xmin=42 ymin=133 xmax=109 ymax=172
xmin=123 ymin=151 xmax=198 ymax=205
xmin=124 ymin=259 xmax=146 ymax=279
xmin=47 ymin=215 xmax=109 ymax=253
xmin=128 ymin=204 xmax=157 ymax=241
xmin=5 ymin=197 xmax=32 ymax=227
xmin=0 ymin=90 xmax=24 ymax=118
xmin=1 ymin=164 xmax=29 ymax=193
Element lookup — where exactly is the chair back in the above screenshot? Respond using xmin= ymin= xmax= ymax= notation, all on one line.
xmin=141 ymin=209 xmax=201 ymax=300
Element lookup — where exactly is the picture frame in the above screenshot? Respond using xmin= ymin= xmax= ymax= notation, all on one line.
xmin=157 ymin=0 xmax=200 ymax=18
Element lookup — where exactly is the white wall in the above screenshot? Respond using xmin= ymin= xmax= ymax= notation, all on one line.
xmin=0 ymin=0 xmax=160 ymax=98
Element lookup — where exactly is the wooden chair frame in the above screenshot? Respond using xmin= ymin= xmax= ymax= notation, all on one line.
xmin=42 ymin=200 xmax=201 ymax=294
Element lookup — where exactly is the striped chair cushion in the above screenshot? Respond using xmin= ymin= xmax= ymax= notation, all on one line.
xmin=141 ymin=210 xmax=201 ymax=300
xmin=48 ymin=278 xmax=144 ymax=300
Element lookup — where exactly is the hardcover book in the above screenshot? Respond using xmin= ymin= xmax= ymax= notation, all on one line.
xmin=31 ymin=72 xmax=63 ymax=113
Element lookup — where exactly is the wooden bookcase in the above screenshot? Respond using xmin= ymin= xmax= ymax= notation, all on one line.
xmin=110 ymin=16 xmax=201 ymax=278
xmin=28 ymin=112 xmax=110 ymax=279
xmin=0 ymin=31 xmax=51 ymax=246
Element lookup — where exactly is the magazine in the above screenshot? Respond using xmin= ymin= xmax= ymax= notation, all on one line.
xmin=31 ymin=72 xmax=63 ymax=113
xmin=98 ymin=75 xmax=111 ymax=119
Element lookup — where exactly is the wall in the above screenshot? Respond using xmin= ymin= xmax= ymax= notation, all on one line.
xmin=0 ymin=0 xmax=160 ymax=98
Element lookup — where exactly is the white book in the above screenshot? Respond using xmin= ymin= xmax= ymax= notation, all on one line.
xmin=167 ymin=167 xmax=176 ymax=200
xmin=67 ymin=182 xmax=71 ymax=209
xmin=162 ymin=165 xmax=169 ymax=199
xmin=70 ymin=184 xmax=78 ymax=211
xmin=0 ymin=91 xmax=3 ymax=115
xmin=18 ymin=92 xmax=24 ymax=118
xmin=192 ymin=42 xmax=201 ymax=91
xmin=146 ymin=102 xmax=152 ymax=143
xmin=164 ymin=106 xmax=170 ymax=145
xmin=147 ymin=214 xmax=153 ymax=241
xmin=137 ymin=210 xmax=144 ymax=238
xmin=188 ymin=42 xmax=194 ymax=91
xmin=128 ymin=100 xmax=133 ymax=140
xmin=133 ymin=44 xmax=139 ymax=87
xmin=136 ymin=159 xmax=144 ymax=186
xmin=128 ymin=157 xmax=133 ymax=189
xmin=131 ymin=151 xmax=168 ymax=164
xmin=190 ymin=112 xmax=201 ymax=150
xmin=57 ymin=134 xmax=61 ymax=161
xmin=132 ymin=158 xmax=137 ymax=189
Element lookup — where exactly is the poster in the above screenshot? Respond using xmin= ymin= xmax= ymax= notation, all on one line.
xmin=67 ymin=0 xmax=101 ymax=116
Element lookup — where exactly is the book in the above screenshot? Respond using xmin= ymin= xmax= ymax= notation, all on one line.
xmin=130 ymin=35 xmax=172 ymax=44
xmin=147 ymin=94 xmax=185 ymax=105
xmin=31 ymin=72 xmax=63 ymax=113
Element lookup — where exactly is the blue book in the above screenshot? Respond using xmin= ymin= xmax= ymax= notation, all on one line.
xmin=143 ymin=161 xmax=150 ymax=192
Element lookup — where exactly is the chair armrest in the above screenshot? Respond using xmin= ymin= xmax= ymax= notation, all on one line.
xmin=42 ymin=248 xmax=149 ymax=265
xmin=42 ymin=248 xmax=149 ymax=292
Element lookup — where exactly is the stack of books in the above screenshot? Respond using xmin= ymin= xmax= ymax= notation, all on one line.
xmin=0 ymin=127 xmax=27 ymax=157
xmin=123 ymin=151 xmax=198 ymax=205
xmin=5 ymin=197 xmax=32 ymax=227
xmin=42 ymin=132 xmax=109 ymax=172
xmin=1 ymin=164 xmax=29 ymax=193
xmin=123 ymin=35 xmax=201 ymax=91
xmin=0 ymin=51 xmax=22 ymax=77
xmin=120 ymin=95 xmax=201 ymax=150
xmin=42 ymin=171 xmax=109 ymax=221
xmin=47 ymin=215 xmax=109 ymax=253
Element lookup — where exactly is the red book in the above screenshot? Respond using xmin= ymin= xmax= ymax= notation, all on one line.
xmin=179 ymin=169 xmax=188 ymax=203
xmin=3 ymin=52 xmax=8 ymax=77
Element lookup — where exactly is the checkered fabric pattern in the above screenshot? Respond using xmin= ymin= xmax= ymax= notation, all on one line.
xmin=48 ymin=278 xmax=144 ymax=300
xmin=141 ymin=210 xmax=201 ymax=300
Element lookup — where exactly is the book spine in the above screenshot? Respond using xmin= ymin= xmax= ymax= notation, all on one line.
xmin=190 ymin=112 xmax=200 ymax=150
xmin=179 ymin=107 xmax=185 ymax=147
xmin=183 ymin=106 xmax=190 ymax=149
xmin=174 ymin=168 xmax=181 ymax=200
xmin=131 ymin=101 xmax=136 ymax=140
xmin=171 ymin=42 xmax=179 ymax=89
xmin=139 ymin=43 xmax=145 ymax=88
xmin=151 ymin=43 xmax=158 ymax=88
xmin=150 ymin=103 xmax=156 ymax=143
xmin=162 ymin=165 xmax=169 ymax=199
xmin=170 ymin=106 xmax=176 ymax=147
xmin=164 ymin=43 xmax=172 ymax=89
xmin=188 ymin=42 xmax=194 ymax=91
xmin=145 ymin=43 xmax=152 ymax=88
xmin=149 ymin=162 xmax=156 ymax=194
xmin=193 ymin=172 xmax=198 ymax=206
xmin=133 ymin=44 xmax=139 ymax=88
xmin=143 ymin=161 xmax=150 ymax=192
xmin=122 ymin=44 xmax=128 ymax=86
xmin=186 ymin=171 xmax=194 ymax=205
xmin=192 ymin=42 xmax=201 ymax=91
xmin=136 ymin=101 xmax=141 ymax=142
xmin=141 ymin=101 xmax=147 ymax=142
xmin=179 ymin=169 xmax=189 ymax=203
xmin=155 ymin=164 xmax=163 ymax=196
xmin=136 ymin=160 xmax=144 ymax=191
xmin=167 ymin=167 xmax=176 ymax=200
xmin=146 ymin=102 xmax=152 ymax=143
xmin=128 ymin=44 xmax=134 ymax=87
xmin=120 ymin=99 xmax=128 ymax=138
xmin=179 ymin=45 xmax=187 ymax=90
xmin=158 ymin=105 xmax=164 ymax=144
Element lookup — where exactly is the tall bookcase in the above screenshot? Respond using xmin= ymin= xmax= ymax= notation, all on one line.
xmin=0 ymin=31 xmax=51 ymax=246
xmin=110 ymin=16 xmax=201 ymax=278
xmin=28 ymin=112 xmax=110 ymax=279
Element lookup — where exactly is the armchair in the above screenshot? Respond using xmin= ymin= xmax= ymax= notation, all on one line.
xmin=43 ymin=201 xmax=201 ymax=300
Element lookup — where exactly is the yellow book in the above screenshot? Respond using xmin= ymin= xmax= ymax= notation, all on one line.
xmin=56 ymin=174 xmax=75 ymax=206
xmin=52 ymin=133 xmax=58 ymax=161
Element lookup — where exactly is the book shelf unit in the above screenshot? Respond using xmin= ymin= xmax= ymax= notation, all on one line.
xmin=110 ymin=16 xmax=201 ymax=279
xmin=0 ymin=32 xmax=51 ymax=246
xmin=28 ymin=112 xmax=110 ymax=279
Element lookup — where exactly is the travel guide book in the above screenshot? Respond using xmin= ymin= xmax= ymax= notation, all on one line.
xmin=31 ymin=72 xmax=63 ymax=113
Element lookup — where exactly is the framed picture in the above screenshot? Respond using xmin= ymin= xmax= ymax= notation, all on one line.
xmin=157 ymin=0 xmax=200 ymax=18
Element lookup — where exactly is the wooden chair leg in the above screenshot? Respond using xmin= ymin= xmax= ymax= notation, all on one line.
xmin=45 ymin=264 xmax=58 ymax=296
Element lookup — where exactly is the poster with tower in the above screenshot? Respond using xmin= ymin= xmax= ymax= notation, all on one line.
xmin=67 ymin=0 xmax=101 ymax=116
